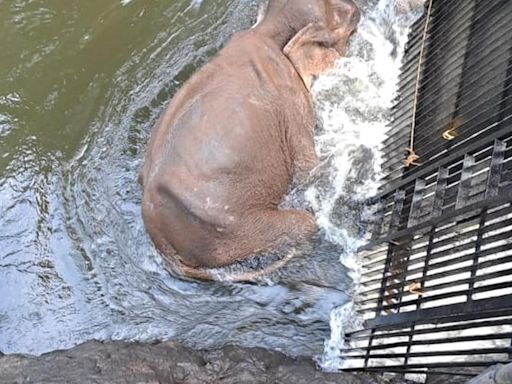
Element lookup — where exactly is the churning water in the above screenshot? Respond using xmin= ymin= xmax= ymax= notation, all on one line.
xmin=0 ymin=0 xmax=421 ymax=362
xmin=309 ymin=0 xmax=424 ymax=368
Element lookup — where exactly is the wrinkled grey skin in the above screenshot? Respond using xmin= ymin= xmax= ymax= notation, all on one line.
xmin=140 ymin=0 xmax=360 ymax=281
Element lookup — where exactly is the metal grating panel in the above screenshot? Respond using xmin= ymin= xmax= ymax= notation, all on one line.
xmin=342 ymin=0 xmax=512 ymax=377
xmin=381 ymin=0 xmax=512 ymax=190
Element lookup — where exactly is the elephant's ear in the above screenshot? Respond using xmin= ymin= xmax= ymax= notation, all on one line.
xmin=283 ymin=23 xmax=340 ymax=91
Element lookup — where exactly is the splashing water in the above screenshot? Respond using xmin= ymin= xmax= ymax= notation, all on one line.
xmin=304 ymin=0 xmax=425 ymax=370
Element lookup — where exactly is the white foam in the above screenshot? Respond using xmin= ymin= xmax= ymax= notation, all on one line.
xmin=309 ymin=0 xmax=425 ymax=370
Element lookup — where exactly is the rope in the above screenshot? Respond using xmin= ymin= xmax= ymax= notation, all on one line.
xmin=404 ymin=0 xmax=434 ymax=168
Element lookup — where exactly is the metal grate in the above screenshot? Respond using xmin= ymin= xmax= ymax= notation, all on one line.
xmin=341 ymin=0 xmax=512 ymax=377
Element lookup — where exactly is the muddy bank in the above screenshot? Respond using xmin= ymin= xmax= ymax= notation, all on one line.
xmin=0 ymin=341 xmax=411 ymax=384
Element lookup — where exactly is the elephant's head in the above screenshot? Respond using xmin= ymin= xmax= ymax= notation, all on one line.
xmin=258 ymin=0 xmax=361 ymax=89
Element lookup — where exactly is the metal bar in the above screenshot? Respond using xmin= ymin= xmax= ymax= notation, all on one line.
xmin=372 ymin=124 xmax=512 ymax=203
xmin=360 ymin=188 xmax=512 ymax=252
xmin=364 ymin=328 xmax=375 ymax=369
xmin=391 ymin=44 xmax=512 ymax=145
xmin=348 ymin=370 xmax=476 ymax=377
xmin=456 ymin=155 xmax=476 ymax=209
xmin=343 ymin=367 xmax=477 ymax=377
xmin=375 ymin=243 xmax=395 ymax=316
xmin=388 ymin=189 xmax=406 ymax=234
xmin=387 ymin=68 xmax=512 ymax=158
xmin=403 ymin=322 xmax=415 ymax=367
xmin=408 ymin=179 xmax=426 ymax=227
xmin=347 ymin=308 xmax=512 ymax=337
xmin=396 ymin=0 xmax=508 ymax=96
xmin=365 ymin=281 xmax=512 ymax=314
xmin=359 ymin=265 xmax=512 ymax=306
xmin=486 ymin=140 xmax=507 ymax=198
xmin=361 ymin=230 xmax=512 ymax=283
xmin=346 ymin=318 xmax=512 ymax=342
xmin=364 ymin=295 xmax=512 ymax=329
xmin=384 ymin=100 xmax=512 ymax=180
xmin=467 ymin=209 xmax=487 ymax=301
xmin=344 ymin=348 xmax=512 ymax=359
xmin=432 ymin=168 xmax=449 ymax=217
xmin=341 ymin=333 xmax=512 ymax=352
xmin=342 ymin=361 xmax=510 ymax=370
xmin=342 ymin=362 xmax=506 ymax=373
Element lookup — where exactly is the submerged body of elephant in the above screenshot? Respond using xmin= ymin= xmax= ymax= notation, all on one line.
xmin=140 ymin=0 xmax=360 ymax=280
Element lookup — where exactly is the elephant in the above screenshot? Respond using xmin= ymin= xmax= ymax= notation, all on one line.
xmin=139 ymin=0 xmax=361 ymax=281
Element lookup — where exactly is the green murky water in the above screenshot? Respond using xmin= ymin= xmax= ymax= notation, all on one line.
xmin=1 ymin=0 xmax=241 ymax=166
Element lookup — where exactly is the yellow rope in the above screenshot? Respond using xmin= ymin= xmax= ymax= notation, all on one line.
xmin=404 ymin=0 xmax=434 ymax=168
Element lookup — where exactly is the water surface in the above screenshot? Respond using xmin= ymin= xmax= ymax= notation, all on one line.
xmin=0 ymin=0 xmax=421 ymax=359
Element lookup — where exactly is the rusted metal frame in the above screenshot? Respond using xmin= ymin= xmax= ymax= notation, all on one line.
xmin=486 ymin=140 xmax=507 ymax=198
xmin=408 ymin=179 xmax=427 ymax=228
xmin=370 ymin=126 xmax=512 ymax=202
xmin=456 ymin=155 xmax=476 ymax=209
xmin=345 ymin=0 xmax=512 ymax=373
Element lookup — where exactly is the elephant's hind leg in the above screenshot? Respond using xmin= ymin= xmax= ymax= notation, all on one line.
xmin=214 ymin=209 xmax=318 ymax=267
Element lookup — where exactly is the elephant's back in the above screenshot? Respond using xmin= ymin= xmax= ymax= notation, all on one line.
xmin=156 ymin=38 xmax=302 ymax=201
xmin=140 ymin=30 xmax=313 ymax=266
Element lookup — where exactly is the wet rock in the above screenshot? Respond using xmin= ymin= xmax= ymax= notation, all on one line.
xmin=0 ymin=341 xmax=411 ymax=384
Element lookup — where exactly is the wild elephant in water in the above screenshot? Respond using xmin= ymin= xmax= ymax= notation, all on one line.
xmin=140 ymin=0 xmax=360 ymax=281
